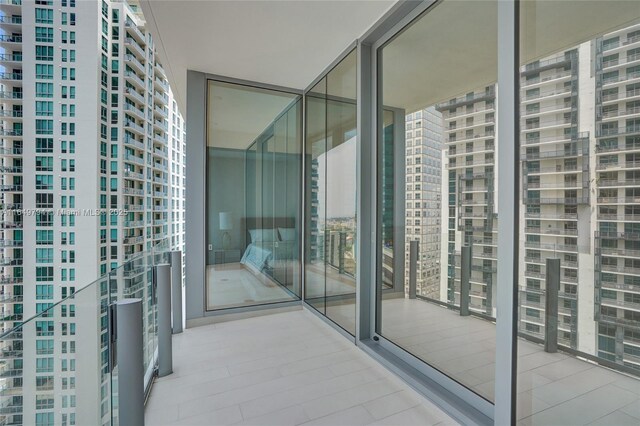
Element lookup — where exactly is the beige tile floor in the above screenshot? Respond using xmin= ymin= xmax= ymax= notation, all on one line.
xmin=145 ymin=309 xmax=457 ymax=426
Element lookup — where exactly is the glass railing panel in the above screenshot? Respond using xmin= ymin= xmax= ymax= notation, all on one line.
xmin=0 ymin=242 xmax=170 ymax=426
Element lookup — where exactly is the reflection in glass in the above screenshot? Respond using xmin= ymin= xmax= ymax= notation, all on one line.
xmin=305 ymin=49 xmax=358 ymax=335
xmin=517 ymin=3 xmax=640 ymax=424
xmin=206 ymin=81 xmax=301 ymax=310
xmin=377 ymin=0 xmax=498 ymax=402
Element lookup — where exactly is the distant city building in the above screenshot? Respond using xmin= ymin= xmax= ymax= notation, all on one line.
xmin=0 ymin=0 xmax=185 ymax=424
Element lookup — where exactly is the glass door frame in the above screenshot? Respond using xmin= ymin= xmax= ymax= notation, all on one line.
xmin=347 ymin=0 xmax=519 ymax=424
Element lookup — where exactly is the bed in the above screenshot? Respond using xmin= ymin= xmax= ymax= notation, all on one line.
xmin=240 ymin=217 xmax=299 ymax=288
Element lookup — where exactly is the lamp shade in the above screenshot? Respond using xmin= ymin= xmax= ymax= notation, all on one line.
xmin=219 ymin=212 xmax=233 ymax=231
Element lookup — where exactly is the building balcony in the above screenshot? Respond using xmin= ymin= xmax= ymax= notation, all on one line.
xmin=123 ymin=187 xmax=145 ymax=196
xmin=0 ymin=73 xmax=21 ymax=82
xmin=124 ymin=135 xmax=145 ymax=151
xmin=124 ymin=153 xmax=145 ymax=166
xmin=0 ymin=91 xmax=22 ymax=101
xmin=153 ymin=119 xmax=168 ymax=132
xmin=125 ymin=86 xmax=146 ymax=105
xmin=125 ymin=37 xmax=146 ymax=60
xmin=596 ymin=142 xmax=640 ymax=154
xmin=0 ymin=34 xmax=20 ymax=45
xmin=154 ymin=132 xmax=168 ymax=144
xmin=524 ymin=227 xmax=578 ymax=236
xmin=0 ymin=53 xmax=20 ymax=65
xmin=601 ymin=88 xmax=640 ymax=103
xmin=520 ymin=102 xmax=572 ymax=118
xmin=124 ymin=120 xmax=145 ymax=136
xmin=154 ymin=90 xmax=169 ymax=105
xmin=125 ymin=54 xmax=146 ymax=75
xmin=154 ymin=77 xmax=169 ymax=92
xmin=124 ymin=103 xmax=145 ymax=121
xmin=600 ymin=71 xmax=640 ymax=87
xmin=596 ymin=125 xmax=640 ymax=138
xmin=124 ymin=204 xmax=144 ymax=212
xmin=0 ymin=184 xmax=21 ymax=192
xmin=602 ymin=53 xmax=640 ymax=70
xmin=0 ymin=15 xmax=22 ymax=26
xmin=520 ymin=147 xmax=586 ymax=161
xmin=520 ymin=70 xmax=574 ymax=87
xmin=596 ymin=159 xmax=640 ymax=170
xmin=125 ymin=71 xmax=146 ymax=90
xmin=597 ymin=178 xmax=640 ymax=187
xmin=522 ymin=87 xmax=572 ymax=103
xmin=125 ymin=19 xmax=146 ymax=45
xmin=154 ymin=105 xmax=169 ymax=119
xmin=124 ymin=169 xmax=145 ymax=181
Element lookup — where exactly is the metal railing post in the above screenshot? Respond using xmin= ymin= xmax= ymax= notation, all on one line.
xmin=156 ymin=263 xmax=173 ymax=376
xmin=409 ymin=240 xmax=418 ymax=299
xmin=113 ymin=299 xmax=144 ymax=426
xmin=545 ymin=258 xmax=560 ymax=353
xmin=460 ymin=244 xmax=471 ymax=316
xmin=170 ymin=251 xmax=183 ymax=334
xmin=338 ymin=232 xmax=346 ymax=274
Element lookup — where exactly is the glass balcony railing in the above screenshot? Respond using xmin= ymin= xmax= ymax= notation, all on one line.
xmin=0 ymin=241 xmax=175 ymax=426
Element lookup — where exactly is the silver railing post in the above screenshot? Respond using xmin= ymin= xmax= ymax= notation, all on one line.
xmin=545 ymin=258 xmax=560 ymax=353
xmin=113 ymin=299 xmax=144 ymax=426
xmin=156 ymin=263 xmax=173 ymax=376
xmin=408 ymin=240 xmax=418 ymax=299
xmin=171 ymin=251 xmax=183 ymax=334
xmin=460 ymin=244 xmax=471 ymax=316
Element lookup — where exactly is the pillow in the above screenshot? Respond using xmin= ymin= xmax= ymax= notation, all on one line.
xmin=278 ymin=227 xmax=296 ymax=242
xmin=248 ymin=228 xmax=278 ymax=243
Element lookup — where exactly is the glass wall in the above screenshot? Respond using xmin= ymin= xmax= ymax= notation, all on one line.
xmin=377 ymin=0 xmax=498 ymax=403
xmin=516 ymin=3 xmax=640 ymax=424
xmin=206 ymin=81 xmax=302 ymax=310
xmin=305 ymin=49 xmax=358 ymax=335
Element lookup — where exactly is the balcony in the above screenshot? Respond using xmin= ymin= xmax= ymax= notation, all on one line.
xmin=125 ymin=71 xmax=146 ymax=90
xmin=125 ymin=54 xmax=146 ymax=75
xmin=0 ymin=15 xmax=22 ymax=26
xmin=125 ymin=86 xmax=146 ymax=105
xmin=125 ymin=37 xmax=146 ymax=60
xmin=125 ymin=19 xmax=146 ymax=44
xmin=0 ymin=34 xmax=21 ymax=45
xmin=154 ymin=90 xmax=169 ymax=105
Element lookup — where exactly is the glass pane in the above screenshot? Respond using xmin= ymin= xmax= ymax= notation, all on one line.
xmin=325 ymin=49 xmax=358 ymax=335
xmin=206 ymin=81 xmax=302 ymax=309
xmin=377 ymin=0 xmax=498 ymax=402
xmin=517 ymin=4 xmax=640 ymax=424
xmin=305 ymin=77 xmax=327 ymax=314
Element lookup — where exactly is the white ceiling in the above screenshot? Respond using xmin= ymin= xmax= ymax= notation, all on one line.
xmin=139 ymin=0 xmax=396 ymax=114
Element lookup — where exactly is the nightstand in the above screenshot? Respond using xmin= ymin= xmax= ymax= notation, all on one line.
xmin=213 ymin=249 xmax=241 ymax=264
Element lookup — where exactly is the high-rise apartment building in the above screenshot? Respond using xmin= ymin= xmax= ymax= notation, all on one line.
xmin=519 ymin=47 xmax=592 ymax=351
xmin=0 ymin=0 xmax=184 ymax=424
xmin=436 ymin=87 xmax=498 ymax=316
xmin=594 ymin=23 xmax=640 ymax=369
xmin=404 ymin=107 xmax=443 ymax=299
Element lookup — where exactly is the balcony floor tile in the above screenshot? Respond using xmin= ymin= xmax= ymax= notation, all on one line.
xmin=146 ymin=309 xmax=456 ymax=426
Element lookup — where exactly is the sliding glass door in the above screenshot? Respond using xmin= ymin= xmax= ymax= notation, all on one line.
xmin=206 ymin=81 xmax=302 ymax=310
xmin=304 ymin=49 xmax=358 ymax=335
